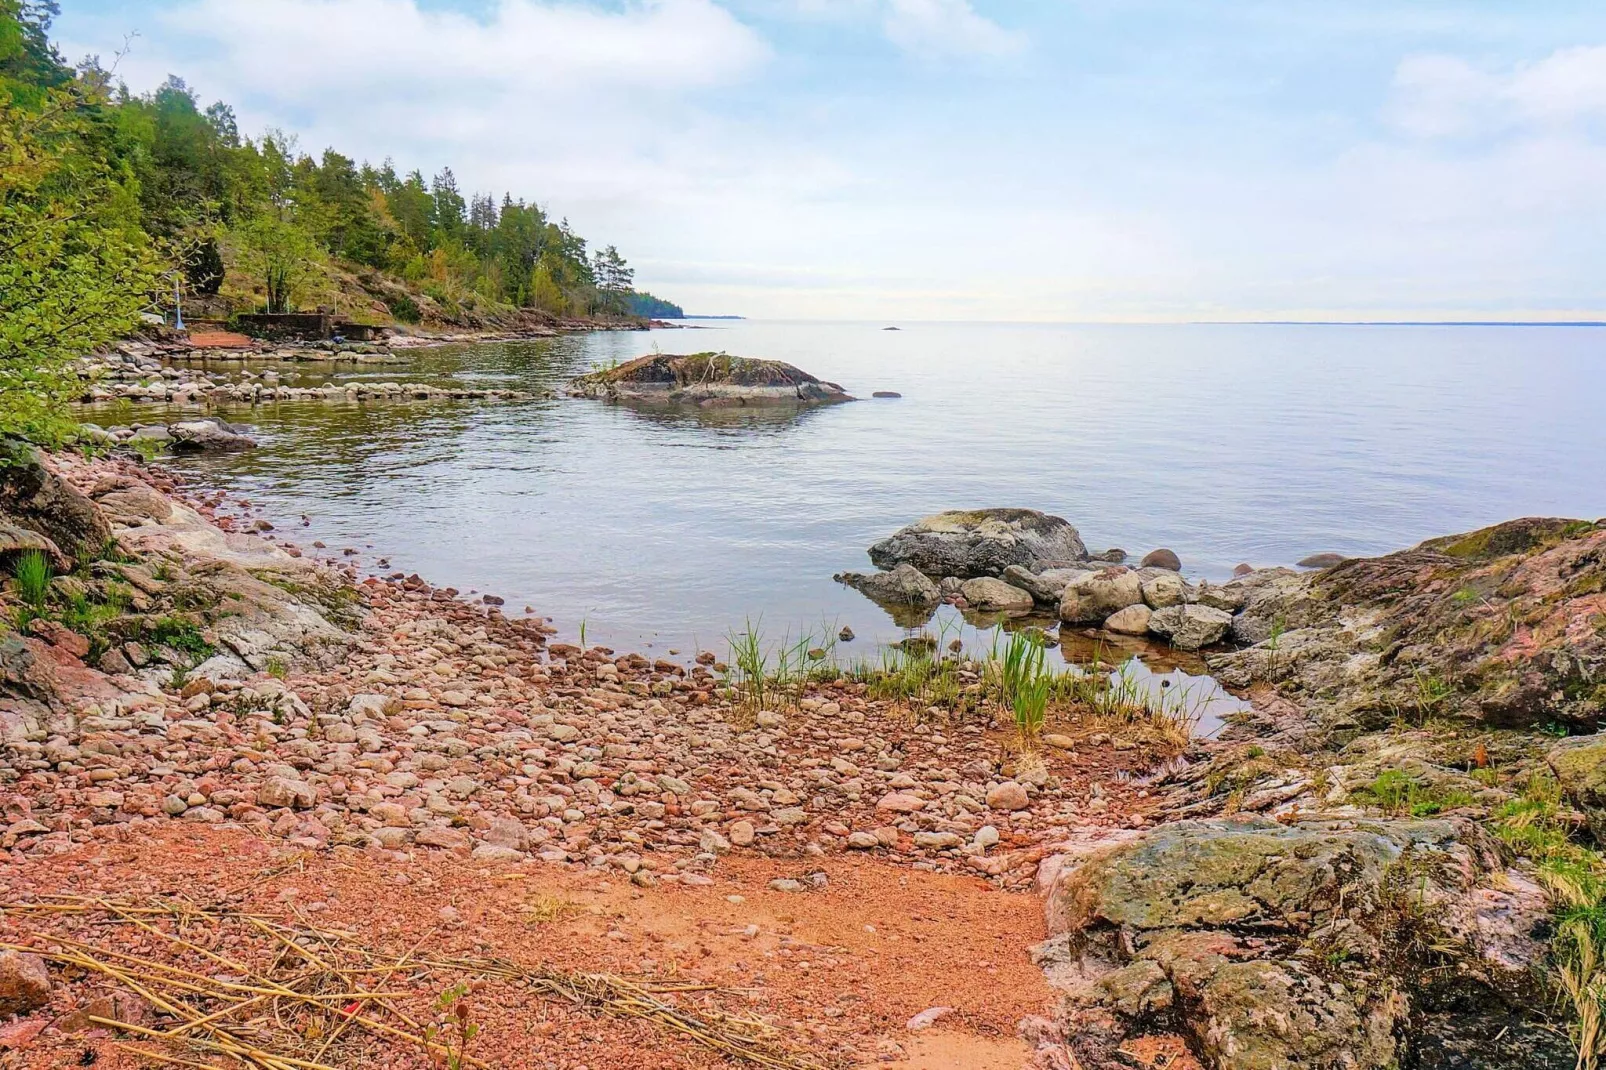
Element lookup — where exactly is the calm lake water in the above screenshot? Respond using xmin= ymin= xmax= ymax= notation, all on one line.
xmin=104 ymin=320 xmax=1605 ymax=725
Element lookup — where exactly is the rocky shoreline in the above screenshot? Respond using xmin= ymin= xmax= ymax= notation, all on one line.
xmin=2 ymin=447 xmax=1603 ymax=1068
xmin=0 ymin=453 xmax=1157 ymax=892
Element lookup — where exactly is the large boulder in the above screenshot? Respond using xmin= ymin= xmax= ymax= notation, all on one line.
xmin=570 ymin=352 xmax=851 ymax=406
xmin=1038 ymin=815 xmax=1560 ymax=1070
xmin=1058 ymin=567 xmax=1143 ymax=623
xmin=868 ymin=509 xmax=1087 ymax=579
xmin=0 ymin=446 xmax=110 ymax=568
xmin=1138 ymin=568 xmax=1189 ymax=609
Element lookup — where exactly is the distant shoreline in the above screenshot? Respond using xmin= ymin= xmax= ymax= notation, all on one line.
xmin=1224 ymin=319 xmax=1606 ymax=328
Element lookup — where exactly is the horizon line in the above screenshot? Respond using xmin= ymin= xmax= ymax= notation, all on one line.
xmin=674 ymin=316 xmax=1606 ymax=328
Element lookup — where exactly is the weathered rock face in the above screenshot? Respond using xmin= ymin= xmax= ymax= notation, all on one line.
xmin=1038 ymin=815 xmax=1559 ymax=1070
xmin=1209 ymin=518 xmax=1606 ymax=732
xmin=1548 ymin=735 xmax=1606 ymax=840
xmin=0 ymin=447 xmax=111 ymax=568
xmin=1058 ymin=567 xmax=1143 ymax=623
xmin=868 ymin=509 xmax=1088 ymax=579
xmin=570 ymin=352 xmax=852 ymax=406
xmin=1148 ymin=603 xmax=1233 ymax=650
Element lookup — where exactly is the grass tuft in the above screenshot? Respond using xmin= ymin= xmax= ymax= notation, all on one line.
xmin=13 ymin=549 xmax=51 ymax=607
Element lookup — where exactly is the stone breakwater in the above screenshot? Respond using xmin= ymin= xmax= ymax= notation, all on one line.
xmin=0 ymin=455 xmax=1162 ymax=893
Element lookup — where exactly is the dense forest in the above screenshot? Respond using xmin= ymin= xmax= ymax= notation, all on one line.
xmin=0 ymin=0 xmax=679 ymax=443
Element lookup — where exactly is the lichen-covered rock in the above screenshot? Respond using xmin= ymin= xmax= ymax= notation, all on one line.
xmin=570 ymin=352 xmax=851 ymax=406
xmin=1209 ymin=518 xmax=1606 ymax=731
xmin=1226 ymin=567 xmax=1322 ymax=645
xmin=1148 ymin=603 xmax=1233 ymax=650
xmin=1038 ymin=815 xmax=1551 ymax=1070
xmin=1548 ymin=735 xmax=1606 ymax=840
xmin=869 ymin=509 xmax=1088 ymax=578
xmin=1058 ymin=567 xmax=1143 ymax=623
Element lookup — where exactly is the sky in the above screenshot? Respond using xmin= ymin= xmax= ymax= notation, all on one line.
xmin=52 ymin=0 xmax=1606 ymax=321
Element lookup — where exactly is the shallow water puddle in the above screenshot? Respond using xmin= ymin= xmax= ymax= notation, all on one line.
xmin=1055 ymin=630 xmax=1249 ymax=738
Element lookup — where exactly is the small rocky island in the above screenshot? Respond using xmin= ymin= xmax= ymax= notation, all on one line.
xmin=569 ymin=352 xmax=853 ymax=407
xmin=838 ymin=507 xmax=1240 ymax=649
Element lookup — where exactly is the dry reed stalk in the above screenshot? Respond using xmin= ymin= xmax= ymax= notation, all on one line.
xmin=0 ymin=895 xmax=831 ymax=1070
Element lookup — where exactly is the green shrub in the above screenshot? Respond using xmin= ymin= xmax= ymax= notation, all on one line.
xmin=386 ymin=292 xmax=422 ymax=324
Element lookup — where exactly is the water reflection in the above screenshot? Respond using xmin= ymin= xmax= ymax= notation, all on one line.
xmin=601 ymin=398 xmax=834 ymax=435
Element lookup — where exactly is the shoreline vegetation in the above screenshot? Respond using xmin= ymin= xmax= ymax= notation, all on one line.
xmin=0 ymin=0 xmax=677 ymax=449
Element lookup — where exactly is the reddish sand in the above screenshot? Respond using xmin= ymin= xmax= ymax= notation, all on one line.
xmin=0 ymin=825 xmax=1054 ymax=1068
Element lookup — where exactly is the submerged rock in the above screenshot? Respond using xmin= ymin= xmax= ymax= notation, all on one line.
xmin=168 ymin=418 xmax=257 ymax=452
xmin=834 ymin=563 xmax=941 ymax=607
xmin=869 ymin=509 xmax=1088 ymax=578
xmin=569 ymin=352 xmax=852 ymax=406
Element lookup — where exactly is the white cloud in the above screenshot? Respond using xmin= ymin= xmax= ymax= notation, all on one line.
xmin=73 ymin=0 xmax=768 ymax=109
xmin=1389 ymin=44 xmax=1606 ymax=137
xmin=881 ymin=0 xmax=1023 ymax=59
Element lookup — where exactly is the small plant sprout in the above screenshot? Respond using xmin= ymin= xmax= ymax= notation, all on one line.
xmin=425 ymin=982 xmax=480 ymax=1070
